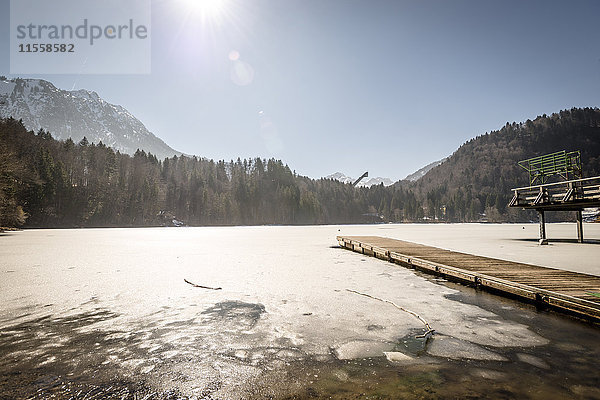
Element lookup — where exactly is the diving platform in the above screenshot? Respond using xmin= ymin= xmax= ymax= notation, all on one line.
xmin=509 ymin=176 xmax=600 ymax=242
xmin=509 ymin=150 xmax=599 ymax=243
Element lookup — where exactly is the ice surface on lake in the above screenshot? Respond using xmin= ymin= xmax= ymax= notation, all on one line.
xmin=2 ymin=224 xmax=595 ymax=396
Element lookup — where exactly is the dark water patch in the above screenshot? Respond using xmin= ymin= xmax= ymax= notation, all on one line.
xmin=393 ymin=328 xmax=433 ymax=356
xmin=201 ymin=300 xmax=266 ymax=329
xmin=249 ymin=355 xmax=599 ymax=400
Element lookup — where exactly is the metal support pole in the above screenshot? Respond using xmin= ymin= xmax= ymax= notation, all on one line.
xmin=576 ymin=210 xmax=583 ymax=243
xmin=538 ymin=210 xmax=547 ymax=244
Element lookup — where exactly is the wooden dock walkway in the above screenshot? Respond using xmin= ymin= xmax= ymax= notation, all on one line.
xmin=337 ymin=236 xmax=600 ymax=322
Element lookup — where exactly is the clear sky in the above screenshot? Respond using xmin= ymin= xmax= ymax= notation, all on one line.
xmin=1 ymin=0 xmax=599 ymax=181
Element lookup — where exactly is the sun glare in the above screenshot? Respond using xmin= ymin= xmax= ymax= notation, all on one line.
xmin=184 ymin=0 xmax=228 ymax=19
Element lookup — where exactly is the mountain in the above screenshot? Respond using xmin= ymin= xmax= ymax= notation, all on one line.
xmin=325 ymin=172 xmax=354 ymax=185
xmin=408 ymin=107 xmax=600 ymax=222
xmin=0 ymin=77 xmax=181 ymax=160
xmin=361 ymin=176 xmax=394 ymax=187
xmin=403 ymin=158 xmax=448 ymax=182
xmin=325 ymin=172 xmax=393 ymax=187
xmin=326 ymin=157 xmax=451 ymax=187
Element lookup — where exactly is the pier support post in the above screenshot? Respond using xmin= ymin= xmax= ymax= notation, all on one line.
xmin=538 ymin=210 xmax=547 ymax=244
xmin=576 ymin=210 xmax=584 ymax=243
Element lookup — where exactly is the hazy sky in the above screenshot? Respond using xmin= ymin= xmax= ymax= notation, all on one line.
xmin=1 ymin=0 xmax=599 ymax=181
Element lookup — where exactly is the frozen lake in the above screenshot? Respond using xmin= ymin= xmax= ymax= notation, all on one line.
xmin=1 ymin=224 xmax=599 ymax=399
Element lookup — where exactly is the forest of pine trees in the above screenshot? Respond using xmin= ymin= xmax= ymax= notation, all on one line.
xmin=1 ymin=107 xmax=599 ymax=229
xmin=0 ymin=117 xmax=425 ymax=228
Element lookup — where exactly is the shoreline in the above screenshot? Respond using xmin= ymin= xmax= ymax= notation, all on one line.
xmin=7 ymin=220 xmax=600 ymax=229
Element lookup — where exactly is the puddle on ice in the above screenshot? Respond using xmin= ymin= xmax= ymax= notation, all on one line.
xmin=201 ymin=300 xmax=266 ymax=330
xmin=426 ymin=335 xmax=507 ymax=361
xmin=394 ymin=328 xmax=433 ymax=356
xmin=333 ymin=340 xmax=395 ymax=360
xmin=0 ymin=226 xmax=599 ymax=399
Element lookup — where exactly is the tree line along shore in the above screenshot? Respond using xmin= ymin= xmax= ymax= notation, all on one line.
xmin=1 ymin=107 xmax=599 ymax=228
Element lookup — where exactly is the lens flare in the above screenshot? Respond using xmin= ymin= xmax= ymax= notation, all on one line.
xmin=184 ymin=0 xmax=227 ymax=18
xmin=230 ymin=60 xmax=254 ymax=86
xmin=228 ymin=50 xmax=240 ymax=61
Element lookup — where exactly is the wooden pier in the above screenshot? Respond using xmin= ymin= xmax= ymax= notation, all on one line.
xmin=337 ymin=235 xmax=600 ymax=322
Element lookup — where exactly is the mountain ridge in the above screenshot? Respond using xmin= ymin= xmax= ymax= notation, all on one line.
xmin=325 ymin=172 xmax=394 ymax=187
xmin=0 ymin=77 xmax=181 ymax=160
xmin=403 ymin=158 xmax=448 ymax=182
xmin=404 ymin=107 xmax=600 ymax=221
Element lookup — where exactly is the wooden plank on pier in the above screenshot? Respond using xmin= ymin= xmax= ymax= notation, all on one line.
xmin=337 ymin=235 xmax=600 ymax=322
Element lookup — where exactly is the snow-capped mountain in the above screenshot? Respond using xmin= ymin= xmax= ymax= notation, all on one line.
xmin=403 ymin=158 xmax=447 ymax=181
xmin=326 ymin=158 xmax=448 ymax=187
xmin=326 ymin=172 xmax=355 ymax=185
xmin=361 ymin=176 xmax=394 ymax=187
xmin=325 ymin=172 xmax=394 ymax=187
xmin=0 ymin=77 xmax=181 ymax=160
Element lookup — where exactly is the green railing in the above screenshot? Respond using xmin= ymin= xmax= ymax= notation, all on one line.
xmin=518 ymin=150 xmax=582 ymax=185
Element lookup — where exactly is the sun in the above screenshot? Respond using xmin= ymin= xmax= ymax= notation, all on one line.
xmin=183 ymin=0 xmax=228 ymax=19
